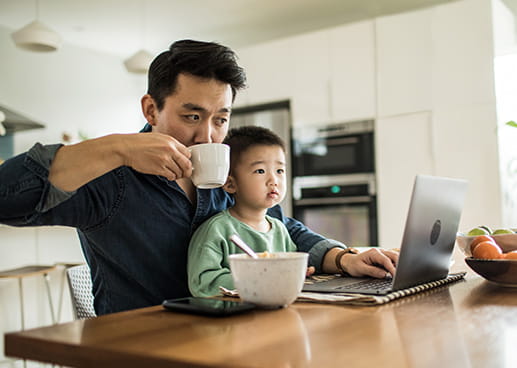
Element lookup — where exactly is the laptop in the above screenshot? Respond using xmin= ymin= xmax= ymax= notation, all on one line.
xmin=303 ymin=175 xmax=468 ymax=295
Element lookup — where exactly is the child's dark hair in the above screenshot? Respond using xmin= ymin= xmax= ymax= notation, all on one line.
xmin=147 ymin=39 xmax=247 ymax=111
xmin=224 ymin=126 xmax=286 ymax=172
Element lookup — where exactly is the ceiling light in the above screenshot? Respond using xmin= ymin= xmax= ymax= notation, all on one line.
xmin=11 ymin=19 xmax=62 ymax=52
xmin=123 ymin=49 xmax=154 ymax=74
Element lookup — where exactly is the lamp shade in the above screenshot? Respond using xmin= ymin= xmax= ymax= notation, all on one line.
xmin=11 ymin=20 xmax=62 ymax=52
xmin=124 ymin=49 xmax=154 ymax=74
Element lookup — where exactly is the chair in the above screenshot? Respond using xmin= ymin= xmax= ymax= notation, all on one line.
xmin=66 ymin=264 xmax=96 ymax=319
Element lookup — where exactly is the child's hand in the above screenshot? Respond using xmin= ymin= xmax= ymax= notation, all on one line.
xmin=306 ymin=266 xmax=315 ymax=277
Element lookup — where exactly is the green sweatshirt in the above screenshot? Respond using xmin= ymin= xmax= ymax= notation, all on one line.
xmin=187 ymin=209 xmax=298 ymax=297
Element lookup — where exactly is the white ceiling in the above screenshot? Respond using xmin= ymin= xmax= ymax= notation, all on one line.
xmin=0 ymin=0 xmax=455 ymax=59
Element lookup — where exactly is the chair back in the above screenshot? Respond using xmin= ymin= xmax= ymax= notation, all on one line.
xmin=67 ymin=264 xmax=96 ymax=319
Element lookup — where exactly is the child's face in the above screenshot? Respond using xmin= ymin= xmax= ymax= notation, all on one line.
xmin=228 ymin=145 xmax=287 ymax=210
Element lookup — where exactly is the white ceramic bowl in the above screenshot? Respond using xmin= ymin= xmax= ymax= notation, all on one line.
xmin=229 ymin=252 xmax=308 ymax=308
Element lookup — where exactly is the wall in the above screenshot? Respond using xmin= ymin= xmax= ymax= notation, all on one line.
xmin=235 ymin=0 xmax=504 ymax=247
xmin=0 ymin=24 xmax=146 ymax=365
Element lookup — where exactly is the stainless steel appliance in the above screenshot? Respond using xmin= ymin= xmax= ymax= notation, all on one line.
xmin=292 ymin=120 xmax=374 ymax=177
xmin=292 ymin=120 xmax=377 ymax=246
xmin=293 ymin=173 xmax=377 ymax=246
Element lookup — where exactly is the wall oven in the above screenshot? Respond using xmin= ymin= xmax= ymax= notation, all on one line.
xmin=291 ymin=120 xmax=377 ymax=246
xmin=293 ymin=174 xmax=377 ymax=246
xmin=292 ymin=120 xmax=374 ymax=177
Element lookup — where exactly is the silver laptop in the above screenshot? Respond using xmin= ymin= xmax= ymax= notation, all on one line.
xmin=303 ymin=175 xmax=468 ymax=295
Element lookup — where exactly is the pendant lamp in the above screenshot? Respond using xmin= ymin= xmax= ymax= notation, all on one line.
xmin=11 ymin=0 xmax=61 ymax=52
xmin=124 ymin=49 xmax=154 ymax=74
xmin=11 ymin=19 xmax=61 ymax=52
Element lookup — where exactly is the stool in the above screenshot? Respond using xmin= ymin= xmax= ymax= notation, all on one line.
xmin=0 ymin=265 xmax=57 ymax=330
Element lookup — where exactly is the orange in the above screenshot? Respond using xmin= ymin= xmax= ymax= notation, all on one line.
xmin=503 ymin=251 xmax=517 ymax=260
xmin=472 ymin=241 xmax=503 ymax=259
xmin=469 ymin=235 xmax=495 ymax=253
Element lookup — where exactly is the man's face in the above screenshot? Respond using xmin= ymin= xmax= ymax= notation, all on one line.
xmin=143 ymin=73 xmax=233 ymax=146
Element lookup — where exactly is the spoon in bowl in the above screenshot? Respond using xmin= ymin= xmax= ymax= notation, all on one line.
xmin=229 ymin=234 xmax=259 ymax=259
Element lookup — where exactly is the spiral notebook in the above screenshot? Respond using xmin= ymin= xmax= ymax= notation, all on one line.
xmin=219 ymin=272 xmax=466 ymax=306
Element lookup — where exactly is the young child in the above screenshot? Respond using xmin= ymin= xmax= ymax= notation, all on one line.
xmin=187 ymin=125 xmax=313 ymax=297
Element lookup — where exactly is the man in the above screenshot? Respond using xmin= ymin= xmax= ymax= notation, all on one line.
xmin=0 ymin=40 xmax=398 ymax=315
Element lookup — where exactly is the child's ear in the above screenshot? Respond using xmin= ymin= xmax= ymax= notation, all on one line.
xmin=223 ymin=175 xmax=236 ymax=194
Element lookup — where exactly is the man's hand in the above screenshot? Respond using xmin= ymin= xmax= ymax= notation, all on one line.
xmin=341 ymin=248 xmax=399 ymax=279
xmin=124 ymin=133 xmax=192 ymax=181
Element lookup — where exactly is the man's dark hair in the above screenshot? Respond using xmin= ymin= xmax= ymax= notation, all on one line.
xmin=147 ymin=39 xmax=247 ymax=110
xmin=224 ymin=126 xmax=286 ymax=173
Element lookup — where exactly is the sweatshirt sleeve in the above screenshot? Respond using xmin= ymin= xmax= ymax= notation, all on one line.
xmin=187 ymin=217 xmax=235 ymax=297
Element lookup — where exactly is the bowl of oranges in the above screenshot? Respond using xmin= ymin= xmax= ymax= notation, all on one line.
xmin=456 ymin=226 xmax=517 ymax=286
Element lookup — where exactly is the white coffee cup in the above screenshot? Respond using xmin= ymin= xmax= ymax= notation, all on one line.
xmin=189 ymin=143 xmax=230 ymax=189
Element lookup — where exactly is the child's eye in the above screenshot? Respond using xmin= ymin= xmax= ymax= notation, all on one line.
xmin=254 ymin=169 xmax=265 ymax=174
xmin=277 ymin=169 xmax=285 ymax=174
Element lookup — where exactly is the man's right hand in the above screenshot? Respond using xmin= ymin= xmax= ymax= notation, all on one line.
xmin=123 ymin=133 xmax=192 ymax=181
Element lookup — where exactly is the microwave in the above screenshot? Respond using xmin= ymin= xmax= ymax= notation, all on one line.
xmin=292 ymin=120 xmax=374 ymax=177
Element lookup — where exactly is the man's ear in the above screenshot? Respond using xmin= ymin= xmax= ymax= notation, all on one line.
xmin=141 ymin=94 xmax=158 ymax=126
xmin=223 ymin=175 xmax=237 ymax=194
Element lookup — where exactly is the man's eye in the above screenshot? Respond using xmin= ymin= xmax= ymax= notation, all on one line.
xmin=185 ymin=114 xmax=200 ymax=121
xmin=215 ymin=117 xmax=228 ymax=126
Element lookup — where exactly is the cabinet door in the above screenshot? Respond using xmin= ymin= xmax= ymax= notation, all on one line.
xmin=237 ymin=38 xmax=295 ymax=106
xmin=289 ymin=30 xmax=332 ymax=127
xmin=329 ymin=21 xmax=376 ymax=122
xmin=375 ymin=111 xmax=434 ymax=246
xmin=376 ymin=9 xmax=433 ymax=117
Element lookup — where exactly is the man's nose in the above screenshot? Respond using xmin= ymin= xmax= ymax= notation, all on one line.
xmin=194 ymin=121 xmax=213 ymax=144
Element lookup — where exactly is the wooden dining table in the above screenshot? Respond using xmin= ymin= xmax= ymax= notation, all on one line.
xmin=4 ymin=252 xmax=517 ymax=368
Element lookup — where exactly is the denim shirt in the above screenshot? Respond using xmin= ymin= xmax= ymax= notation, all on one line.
xmin=0 ymin=127 xmax=344 ymax=315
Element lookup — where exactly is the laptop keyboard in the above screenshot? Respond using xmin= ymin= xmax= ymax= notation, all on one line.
xmin=335 ymin=277 xmax=393 ymax=291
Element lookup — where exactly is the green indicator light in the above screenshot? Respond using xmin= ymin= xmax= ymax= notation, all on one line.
xmin=330 ymin=185 xmax=340 ymax=194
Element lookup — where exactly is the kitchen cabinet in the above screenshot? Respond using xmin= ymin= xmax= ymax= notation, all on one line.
xmin=329 ymin=21 xmax=376 ymax=122
xmin=375 ymin=112 xmax=434 ymax=247
xmin=375 ymin=9 xmax=433 ymax=117
xmin=288 ymin=30 xmax=332 ymax=127
xmin=237 ymin=38 xmax=295 ymax=107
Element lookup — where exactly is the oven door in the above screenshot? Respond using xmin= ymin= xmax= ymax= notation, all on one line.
xmin=293 ymin=196 xmax=377 ymax=247
xmin=292 ymin=174 xmax=378 ymax=247
xmin=292 ymin=131 xmax=374 ymax=177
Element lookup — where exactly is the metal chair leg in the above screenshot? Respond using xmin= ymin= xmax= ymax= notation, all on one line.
xmin=43 ymin=273 xmax=57 ymax=324
xmin=18 ymin=278 xmax=25 ymax=331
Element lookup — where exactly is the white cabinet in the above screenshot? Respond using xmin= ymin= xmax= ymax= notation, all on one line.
xmin=289 ymin=30 xmax=332 ymax=127
xmin=237 ymin=38 xmax=295 ymax=106
xmin=375 ymin=9 xmax=433 ymax=117
xmin=238 ymin=23 xmax=377 ymax=128
xmin=375 ymin=112 xmax=434 ymax=246
xmin=329 ymin=21 xmax=376 ymax=122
